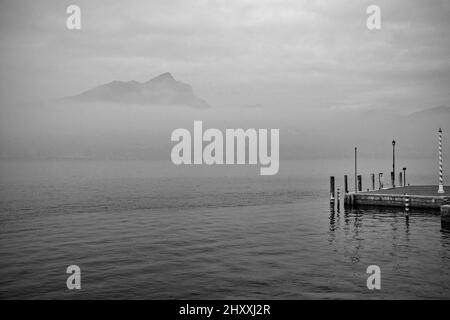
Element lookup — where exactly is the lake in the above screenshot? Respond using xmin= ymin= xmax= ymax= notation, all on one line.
xmin=0 ymin=158 xmax=449 ymax=299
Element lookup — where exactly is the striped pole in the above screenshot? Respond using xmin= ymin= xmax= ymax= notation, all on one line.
xmin=405 ymin=193 xmax=409 ymax=216
xmin=438 ymin=128 xmax=445 ymax=194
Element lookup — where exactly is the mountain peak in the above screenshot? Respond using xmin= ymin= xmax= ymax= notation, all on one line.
xmin=148 ymin=72 xmax=175 ymax=83
xmin=68 ymin=72 xmax=210 ymax=108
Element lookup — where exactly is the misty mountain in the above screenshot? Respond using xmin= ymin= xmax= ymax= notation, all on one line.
xmin=67 ymin=72 xmax=210 ymax=109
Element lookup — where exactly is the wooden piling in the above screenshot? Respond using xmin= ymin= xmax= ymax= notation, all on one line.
xmin=344 ymin=175 xmax=349 ymax=194
xmin=371 ymin=173 xmax=375 ymax=190
xmin=357 ymin=175 xmax=362 ymax=192
xmin=330 ymin=176 xmax=335 ymax=206
xmin=378 ymin=173 xmax=383 ymax=189
xmin=399 ymin=172 xmax=403 ymax=187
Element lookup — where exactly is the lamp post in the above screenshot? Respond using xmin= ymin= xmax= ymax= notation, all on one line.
xmin=438 ymin=128 xmax=445 ymax=194
xmin=392 ymin=140 xmax=396 ymax=188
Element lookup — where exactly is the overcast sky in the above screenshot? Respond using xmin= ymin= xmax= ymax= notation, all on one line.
xmin=1 ymin=0 xmax=449 ymax=112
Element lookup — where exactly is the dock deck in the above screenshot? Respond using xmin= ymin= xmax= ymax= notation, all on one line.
xmin=344 ymin=185 xmax=450 ymax=210
xmin=361 ymin=185 xmax=450 ymax=197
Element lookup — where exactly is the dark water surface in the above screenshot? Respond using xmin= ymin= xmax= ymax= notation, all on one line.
xmin=0 ymin=159 xmax=449 ymax=299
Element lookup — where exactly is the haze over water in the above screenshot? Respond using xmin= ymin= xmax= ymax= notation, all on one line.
xmin=1 ymin=158 xmax=449 ymax=299
xmin=1 ymin=0 xmax=450 ymax=300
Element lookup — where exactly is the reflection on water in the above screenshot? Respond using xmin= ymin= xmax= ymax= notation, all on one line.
xmin=328 ymin=205 xmax=450 ymax=298
xmin=0 ymin=160 xmax=449 ymax=299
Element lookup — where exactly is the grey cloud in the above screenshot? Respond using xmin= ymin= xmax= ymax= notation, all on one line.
xmin=0 ymin=0 xmax=449 ymax=111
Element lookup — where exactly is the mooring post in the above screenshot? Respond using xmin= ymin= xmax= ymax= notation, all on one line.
xmin=371 ymin=173 xmax=375 ymax=190
xmin=391 ymin=171 xmax=395 ymax=188
xmin=344 ymin=175 xmax=349 ymax=194
xmin=438 ymin=128 xmax=445 ymax=193
xmin=403 ymin=167 xmax=407 ymax=186
xmin=379 ymin=173 xmax=383 ymax=189
xmin=399 ymin=172 xmax=403 ymax=187
xmin=357 ymin=175 xmax=362 ymax=192
xmin=330 ymin=176 xmax=335 ymax=206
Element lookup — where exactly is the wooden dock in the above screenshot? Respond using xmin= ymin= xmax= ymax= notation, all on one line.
xmin=344 ymin=185 xmax=450 ymax=210
xmin=330 ymin=128 xmax=449 ymax=221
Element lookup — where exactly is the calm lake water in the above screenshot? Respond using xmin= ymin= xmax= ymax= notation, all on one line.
xmin=0 ymin=159 xmax=449 ymax=299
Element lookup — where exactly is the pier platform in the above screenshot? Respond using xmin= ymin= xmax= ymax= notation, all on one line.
xmin=344 ymin=185 xmax=450 ymax=210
